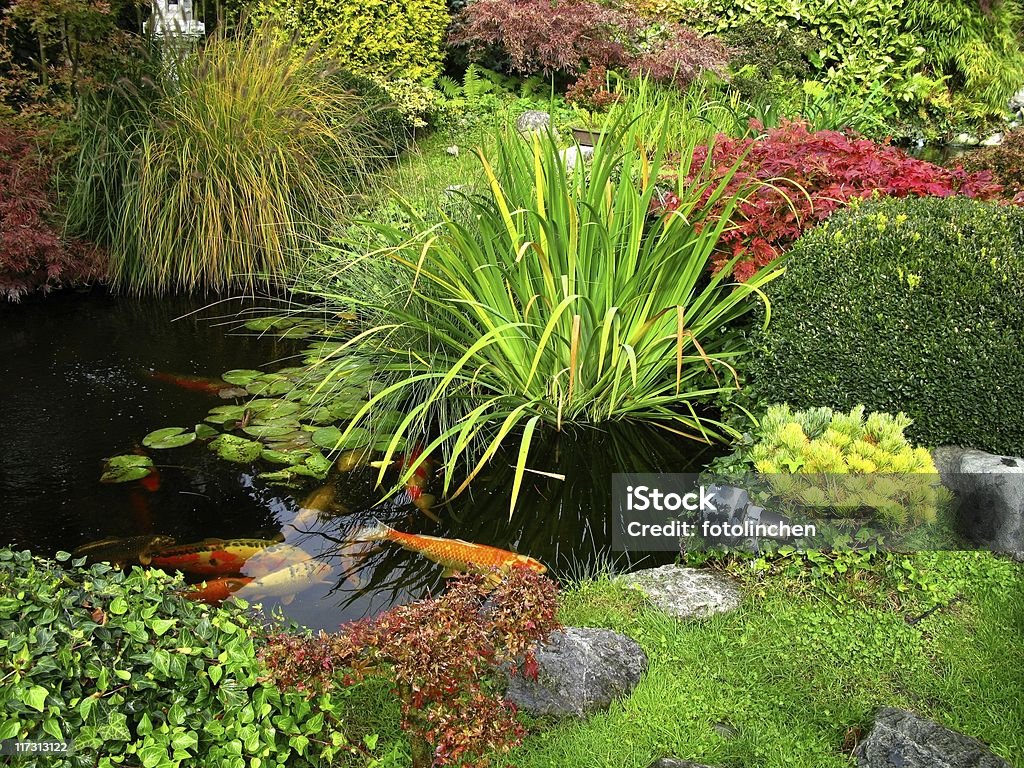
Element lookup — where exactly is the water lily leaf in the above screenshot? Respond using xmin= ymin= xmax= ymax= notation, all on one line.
xmin=217 ymin=386 xmax=248 ymax=399
xmin=370 ymin=410 xmax=405 ymax=431
xmin=265 ymin=441 xmax=312 ymax=456
xmin=261 ymin=449 xmax=306 ymax=465
xmin=303 ymin=450 xmax=333 ymax=477
xmin=246 ymin=378 xmax=293 ymax=396
xmin=142 ymin=427 xmax=196 ymax=449
xmin=100 ymin=455 xmax=154 ymax=483
xmin=372 ymin=435 xmax=408 ymax=452
xmin=221 ymin=369 xmax=263 ymax=385
xmin=328 ymin=399 xmax=367 ymax=420
xmin=242 ymin=424 xmax=295 ymax=439
xmin=243 ymin=317 xmax=278 ymax=332
xmin=204 ymin=405 xmax=248 ymax=425
xmin=256 ymin=469 xmax=302 ymax=487
xmin=195 ymin=423 xmax=218 ymax=440
xmin=299 ymin=406 xmax=337 ymax=425
xmin=209 ymin=434 xmax=263 ymax=463
xmin=245 ymin=399 xmax=300 ymax=416
xmin=312 ymin=426 xmax=371 ymax=451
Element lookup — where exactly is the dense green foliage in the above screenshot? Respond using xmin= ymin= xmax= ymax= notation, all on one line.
xmin=0 ymin=0 xmax=153 ymax=117
xmin=65 ymin=27 xmax=394 ymax=294
xmin=294 ymin=109 xmax=781 ymax=509
xmin=253 ymin=0 xmax=448 ymax=84
xmin=750 ymin=196 xmax=1024 ymax=455
xmin=626 ymin=0 xmax=1024 ymax=124
xmin=0 ymin=549 xmax=355 ymax=767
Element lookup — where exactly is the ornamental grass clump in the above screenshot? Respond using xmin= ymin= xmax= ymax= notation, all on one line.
xmin=294 ymin=109 xmax=781 ymax=510
xmin=65 ymin=25 xmax=394 ymax=294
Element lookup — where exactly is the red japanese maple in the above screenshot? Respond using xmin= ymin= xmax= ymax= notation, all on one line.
xmin=659 ymin=120 xmax=1004 ymax=280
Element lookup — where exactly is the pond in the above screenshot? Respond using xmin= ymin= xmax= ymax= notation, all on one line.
xmin=0 ymin=290 xmax=721 ymax=630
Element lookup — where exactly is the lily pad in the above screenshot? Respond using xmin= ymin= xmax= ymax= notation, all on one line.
xmin=204 ymin=405 xmax=248 ymax=425
xmin=195 ymin=423 xmax=219 ymax=440
xmin=261 ymin=449 xmax=307 ymax=465
xmin=245 ymin=378 xmax=293 ymax=396
xmin=221 ymin=369 xmax=263 ymax=386
xmin=303 ymin=450 xmax=333 ymax=477
xmin=142 ymin=427 xmax=196 ymax=450
xmin=100 ymin=455 xmax=154 ymax=484
xmin=256 ymin=469 xmax=303 ymax=487
xmin=242 ymin=424 xmax=296 ymax=440
xmin=209 ymin=434 xmax=263 ymax=463
xmin=243 ymin=317 xmax=279 ymax=332
xmin=372 ymin=435 xmax=408 ymax=452
xmin=311 ymin=426 xmax=371 ymax=451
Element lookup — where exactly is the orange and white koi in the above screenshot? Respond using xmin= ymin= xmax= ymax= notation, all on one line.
xmin=150 ymin=538 xmax=282 ymax=577
xmin=181 ymin=576 xmax=253 ymax=605
xmin=355 ymin=521 xmax=546 ymax=578
xmin=372 ymin=446 xmax=436 ymax=515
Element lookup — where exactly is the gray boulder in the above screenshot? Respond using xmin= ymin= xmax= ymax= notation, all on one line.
xmin=515 ymin=109 xmax=551 ymax=133
xmin=559 ymin=144 xmax=594 ymax=171
xmin=504 ymin=627 xmax=646 ymax=718
xmin=618 ymin=565 xmax=741 ymax=619
xmin=1009 ymin=87 xmax=1024 ymax=116
xmin=856 ymin=707 xmax=1011 ymax=768
xmin=934 ymin=447 xmax=1024 ymax=553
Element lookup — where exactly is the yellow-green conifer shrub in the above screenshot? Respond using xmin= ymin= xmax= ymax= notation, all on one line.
xmin=748 ymin=405 xmax=948 ymax=527
xmin=253 ymin=0 xmax=448 ymax=85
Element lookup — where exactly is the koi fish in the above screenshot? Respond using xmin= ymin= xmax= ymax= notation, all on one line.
xmin=372 ymin=446 xmax=436 ymax=515
xmin=131 ymin=446 xmax=161 ymax=493
xmin=151 ymin=538 xmax=283 ymax=577
xmin=354 ymin=521 xmax=546 ymax=579
xmin=73 ymin=534 xmax=177 ymax=567
xmin=144 ymin=370 xmax=247 ymax=399
xmin=233 ymin=557 xmax=333 ymax=605
xmin=288 ymin=482 xmax=349 ymax=532
xmin=181 ymin=576 xmax=253 ymax=605
xmin=335 ymin=447 xmax=374 ymax=473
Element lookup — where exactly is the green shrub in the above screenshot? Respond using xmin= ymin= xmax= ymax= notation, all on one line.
xmin=749 ymin=196 xmax=1024 ymax=456
xmin=252 ymin=0 xmax=448 ymax=84
xmin=0 ymin=548 xmax=353 ymax=766
xmin=629 ymin=0 xmax=1024 ymax=121
xmin=735 ymin=404 xmax=947 ymax=527
xmin=65 ymin=26 xmax=394 ymax=294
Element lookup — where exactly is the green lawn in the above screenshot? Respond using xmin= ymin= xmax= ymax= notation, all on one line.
xmin=508 ymin=552 xmax=1023 ymax=768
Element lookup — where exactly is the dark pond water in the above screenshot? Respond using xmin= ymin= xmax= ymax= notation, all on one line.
xmin=0 ymin=289 xmax=721 ymax=630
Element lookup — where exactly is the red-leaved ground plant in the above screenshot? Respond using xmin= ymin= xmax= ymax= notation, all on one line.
xmin=261 ymin=568 xmax=560 ymax=768
xmin=0 ymin=122 xmax=104 ymax=299
xmin=448 ymin=0 xmax=728 ymax=90
xmin=657 ymin=120 xmax=1004 ymax=280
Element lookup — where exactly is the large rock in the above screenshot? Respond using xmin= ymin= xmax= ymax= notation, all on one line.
xmin=618 ymin=565 xmax=741 ymax=619
xmin=856 ymin=707 xmax=1011 ymax=768
xmin=559 ymin=144 xmax=594 ymax=171
xmin=1009 ymin=87 xmax=1024 ymax=116
xmin=515 ymin=109 xmax=551 ymax=133
xmin=934 ymin=447 xmax=1024 ymax=553
xmin=504 ymin=627 xmax=646 ymax=717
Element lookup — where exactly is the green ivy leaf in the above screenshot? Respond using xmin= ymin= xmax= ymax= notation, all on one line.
xmin=25 ymin=685 xmax=48 ymax=712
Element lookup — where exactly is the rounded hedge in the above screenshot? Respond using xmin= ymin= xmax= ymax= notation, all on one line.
xmin=749 ymin=196 xmax=1024 ymax=456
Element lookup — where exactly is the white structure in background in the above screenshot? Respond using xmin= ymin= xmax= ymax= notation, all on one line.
xmin=149 ymin=0 xmax=205 ymax=38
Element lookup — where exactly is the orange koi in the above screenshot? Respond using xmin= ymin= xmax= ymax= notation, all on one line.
xmin=397 ymin=446 xmax=433 ymax=503
xmin=151 ymin=538 xmax=282 ymax=577
xmin=144 ymin=370 xmax=247 ymax=399
xmin=355 ymin=520 xmax=546 ymax=578
xmin=182 ymin=576 xmax=253 ymax=605
xmin=132 ymin=446 xmax=160 ymax=492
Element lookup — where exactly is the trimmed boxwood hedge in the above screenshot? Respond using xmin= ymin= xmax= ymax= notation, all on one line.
xmin=749 ymin=196 xmax=1024 ymax=456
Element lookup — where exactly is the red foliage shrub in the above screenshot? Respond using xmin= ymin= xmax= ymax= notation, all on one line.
xmin=0 ymin=122 xmax=103 ymax=299
xmin=957 ymin=128 xmax=1024 ymax=204
xmin=449 ymin=0 xmax=728 ymax=90
xmin=565 ymin=65 xmax=620 ymax=111
xmin=658 ymin=120 xmax=1004 ymax=280
xmin=261 ymin=568 xmax=560 ymax=768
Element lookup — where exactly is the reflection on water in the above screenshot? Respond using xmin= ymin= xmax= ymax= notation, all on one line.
xmin=0 ymin=289 xmax=723 ymax=630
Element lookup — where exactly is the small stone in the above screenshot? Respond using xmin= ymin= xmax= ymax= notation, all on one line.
xmin=981 ymin=133 xmax=1003 ymax=147
xmin=617 ymin=565 xmax=741 ymax=619
xmin=504 ymin=627 xmax=646 ymax=718
xmin=445 ymin=145 xmax=459 ymax=157
xmin=515 ymin=109 xmax=551 ymax=133
xmin=559 ymin=145 xmax=594 ymax=172
xmin=646 ymin=759 xmax=719 ymax=768
xmin=856 ymin=707 xmax=1011 ymax=768
xmin=952 ymin=133 xmax=979 ymax=147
